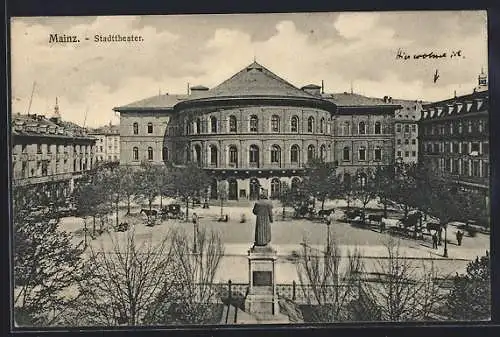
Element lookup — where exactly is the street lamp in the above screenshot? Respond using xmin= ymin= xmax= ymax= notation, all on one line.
xmin=443 ymin=223 xmax=448 ymax=258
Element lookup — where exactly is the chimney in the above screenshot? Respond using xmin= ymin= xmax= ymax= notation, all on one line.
xmin=189 ymin=85 xmax=209 ymax=97
xmin=383 ymin=96 xmax=388 ymax=103
xmin=321 ymin=80 xmax=324 ymax=94
xmin=301 ymin=84 xmax=321 ymax=96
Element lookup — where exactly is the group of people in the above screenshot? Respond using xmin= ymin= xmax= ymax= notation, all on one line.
xmin=431 ymin=228 xmax=464 ymax=249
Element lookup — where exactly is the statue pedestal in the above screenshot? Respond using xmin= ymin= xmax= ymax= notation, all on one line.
xmin=244 ymin=245 xmax=280 ymax=317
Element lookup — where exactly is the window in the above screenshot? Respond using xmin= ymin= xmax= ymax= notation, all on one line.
xmin=271 ymin=115 xmax=280 ymax=132
xmin=210 ymin=145 xmax=218 ymax=166
xmin=195 ymin=119 xmax=201 ymax=134
xmin=397 ymin=150 xmax=402 ymax=157
xmin=471 ymin=143 xmax=480 ymax=152
xmin=404 ymin=139 xmax=409 ymax=145
xmin=229 ymin=146 xmax=238 ymax=166
xmin=397 ymin=139 xmax=402 ymax=145
xmin=374 ymin=122 xmax=381 ymax=134
xmin=449 ymin=122 xmax=454 ymax=134
xmin=462 ymin=160 xmax=469 ymax=176
xmin=133 ymin=147 xmax=139 ymax=161
xmin=207 ymin=116 xmax=216 ymax=133
xmin=461 ymin=142 xmax=468 ymax=154
xmin=307 ymin=117 xmax=315 ymax=133
xmin=433 ymin=144 xmax=439 ymax=153
xmin=396 ymin=123 xmax=401 ymax=133
xmin=404 ymin=125 xmax=410 ymax=133
xmin=359 ymin=147 xmax=366 ymax=161
xmin=342 ymin=121 xmax=350 ymax=135
xmin=229 ymin=115 xmax=237 ymax=132
xmin=162 ymin=147 xmax=169 ymax=161
xmin=358 ymin=121 xmax=366 ymax=135
xmin=250 ymin=115 xmax=258 ymax=132
xmin=411 ymin=139 xmax=416 ymax=145
xmin=483 ymin=162 xmax=489 ymax=178
xmin=271 ymin=145 xmax=281 ymax=164
xmin=343 ymin=147 xmax=350 ymax=161
xmin=249 ymin=145 xmax=259 ymax=166
xmin=147 ymin=147 xmax=153 ymax=161
xmin=468 ymin=120 xmax=473 ymax=133
xmin=320 ymin=145 xmax=326 ymax=160
xmin=37 ymin=144 xmax=42 ymax=154
xmin=374 ymin=147 xmax=382 ymax=161
xmin=411 ymin=124 xmax=417 ymax=133
xmin=458 ymin=122 xmax=463 ymax=133
xmin=453 ymin=142 xmax=459 ymax=153
xmin=133 ymin=122 xmax=138 ymax=135
xmin=100 ymin=146 xmax=103 ymax=152
xmin=472 ymin=161 xmax=480 ymax=177
xmin=148 ymin=122 xmax=153 ymax=134
xmin=405 ymin=151 xmax=409 ymax=157
xmin=478 ymin=120 xmax=484 ymax=133
xmin=290 ymin=145 xmax=300 ymax=163
xmin=307 ymin=145 xmax=315 ymax=162
xmin=320 ymin=118 xmax=325 ymax=133
xmin=291 ymin=116 xmax=299 ymax=132
xmin=22 ymin=144 xmax=27 ymax=153
xmin=411 ymin=151 xmax=416 ymax=157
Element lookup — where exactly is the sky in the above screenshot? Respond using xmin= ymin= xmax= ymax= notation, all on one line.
xmin=10 ymin=11 xmax=488 ymax=128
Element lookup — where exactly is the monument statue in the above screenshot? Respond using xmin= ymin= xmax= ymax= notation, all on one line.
xmin=252 ymin=195 xmax=273 ymax=246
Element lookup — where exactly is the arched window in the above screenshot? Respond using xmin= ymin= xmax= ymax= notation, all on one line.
xmin=271 ymin=145 xmax=281 ymax=164
xmin=210 ymin=145 xmax=218 ymax=166
xmin=229 ymin=146 xmax=238 ymax=167
xmin=147 ymin=122 xmax=153 ymax=134
xmin=374 ymin=146 xmax=382 ymax=161
xmin=291 ymin=116 xmax=299 ymax=132
xmin=342 ymin=121 xmax=350 ymax=135
xmin=147 ymin=147 xmax=153 ymax=161
xmin=374 ymin=121 xmax=381 ymax=134
xmin=290 ymin=145 xmax=300 ymax=163
xmin=270 ymin=178 xmax=281 ymax=199
xmin=358 ymin=121 xmax=366 ymax=135
xmin=133 ymin=122 xmax=138 ymax=135
xmin=249 ymin=145 xmax=259 ymax=167
xmin=291 ymin=177 xmax=300 ymax=193
xmin=320 ymin=118 xmax=325 ymax=133
xmin=162 ymin=147 xmax=168 ymax=161
xmin=211 ymin=116 xmax=217 ymax=133
xmin=307 ymin=117 xmax=315 ymax=133
xmin=271 ymin=115 xmax=280 ymax=132
xmin=320 ymin=145 xmax=326 ymax=160
xmin=229 ymin=115 xmax=237 ymax=132
xmin=194 ymin=145 xmax=202 ymax=165
xmin=250 ymin=115 xmax=258 ymax=132
xmin=343 ymin=147 xmax=350 ymax=161
xmin=404 ymin=125 xmax=410 ymax=133
xmin=359 ymin=146 xmax=366 ymax=161
xmin=196 ymin=118 xmax=201 ymax=134
xmin=133 ymin=147 xmax=139 ymax=161
xmin=307 ymin=145 xmax=315 ymax=162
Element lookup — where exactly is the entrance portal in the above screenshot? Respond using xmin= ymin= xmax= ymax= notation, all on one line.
xmin=228 ymin=179 xmax=238 ymax=200
xmin=249 ymin=178 xmax=260 ymax=200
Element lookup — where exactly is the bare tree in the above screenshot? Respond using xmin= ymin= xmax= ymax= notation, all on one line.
xmin=66 ymin=229 xmax=177 ymax=326
xmin=363 ymin=238 xmax=447 ymax=321
xmin=151 ymin=227 xmax=225 ymax=324
xmin=217 ymin=180 xmax=228 ymax=219
xmin=296 ymin=236 xmax=364 ymax=322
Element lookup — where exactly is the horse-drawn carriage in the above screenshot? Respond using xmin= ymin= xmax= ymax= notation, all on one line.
xmin=292 ymin=201 xmax=335 ymax=222
xmin=160 ymin=203 xmax=185 ymax=220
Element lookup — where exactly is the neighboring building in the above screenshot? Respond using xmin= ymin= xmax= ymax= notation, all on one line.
xmin=419 ymin=71 xmax=489 ymax=209
xmin=89 ymin=122 xmax=120 ymax=163
xmin=114 ymin=61 xmax=399 ymax=200
xmin=11 ymin=101 xmax=97 ymax=202
xmin=392 ymin=98 xmax=424 ymax=163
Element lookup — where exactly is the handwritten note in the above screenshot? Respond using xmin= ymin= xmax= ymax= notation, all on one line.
xmin=396 ymin=48 xmax=465 ymax=61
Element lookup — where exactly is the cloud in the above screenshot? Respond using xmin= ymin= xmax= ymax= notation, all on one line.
xmin=10 ymin=12 xmax=487 ymax=128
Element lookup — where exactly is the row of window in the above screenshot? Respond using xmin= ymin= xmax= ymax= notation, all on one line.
xmin=395 ymin=124 xmax=417 ymax=133
xmin=15 ymin=143 xmax=93 ymax=154
xmin=422 ymin=119 xmax=487 ymax=136
xmin=435 ymin=158 xmax=489 ymax=178
xmin=397 ymin=151 xmax=417 ymax=158
xmin=17 ymin=158 xmax=92 ymax=179
xmin=423 ymin=141 xmax=488 ymax=155
xmin=131 ymin=144 xmax=383 ymax=164
xmin=397 ymin=138 xmax=417 ymax=145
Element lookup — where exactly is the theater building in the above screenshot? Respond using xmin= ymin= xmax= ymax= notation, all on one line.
xmin=114 ymin=62 xmax=399 ymax=200
xmin=11 ymin=101 xmax=97 ymax=203
xmin=419 ymin=71 xmax=489 ymax=210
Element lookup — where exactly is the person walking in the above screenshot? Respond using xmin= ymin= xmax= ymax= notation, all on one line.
xmin=432 ymin=232 xmax=438 ymax=249
xmin=456 ymin=230 xmax=463 ymax=246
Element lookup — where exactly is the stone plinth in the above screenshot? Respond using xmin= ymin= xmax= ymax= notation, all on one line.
xmin=244 ymin=245 xmax=280 ymax=317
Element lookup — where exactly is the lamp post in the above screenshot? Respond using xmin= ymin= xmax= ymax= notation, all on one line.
xmin=326 ymin=219 xmax=331 ymax=254
xmin=193 ymin=213 xmax=199 ymax=254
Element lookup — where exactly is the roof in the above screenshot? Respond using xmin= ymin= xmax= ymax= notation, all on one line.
xmin=190 ymin=85 xmax=209 ymax=90
xmin=89 ymin=123 xmax=120 ymax=135
xmin=116 ymin=94 xmax=188 ymax=111
xmin=301 ymin=84 xmax=321 ymax=89
xmin=322 ymin=93 xmax=401 ymax=107
xmin=11 ymin=113 xmax=94 ymax=139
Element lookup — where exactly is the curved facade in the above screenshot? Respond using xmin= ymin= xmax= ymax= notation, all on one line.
xmin=115 ymin=62 xmax=399 ymax=200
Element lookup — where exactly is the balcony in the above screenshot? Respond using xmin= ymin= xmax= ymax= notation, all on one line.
xmin=228 ymin=162 xmax=238 ymax=168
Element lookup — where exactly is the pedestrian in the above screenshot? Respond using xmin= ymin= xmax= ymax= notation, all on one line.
xmin=432 ymin=232 xmax=438 ymax=249
xmin=437 ymin=227 xmax=443 ymax=246
xmin=192 ymin=212 xmax=198 ymax=225
xmin=456 ymin=230 xmax=463 ymax=246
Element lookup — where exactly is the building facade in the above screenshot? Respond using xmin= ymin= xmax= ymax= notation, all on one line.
xmin=89 ymin=122 xmax=120 ymax=163
xmin=392 ymin=99 xmax=423 ymax=163
xmin=419 ymin=72 xmax=489 ymax=210
xmin=11 ymin=104 xmax=96 ymax=203
xmin=115 ymin=62 xmax=399 ymax=200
